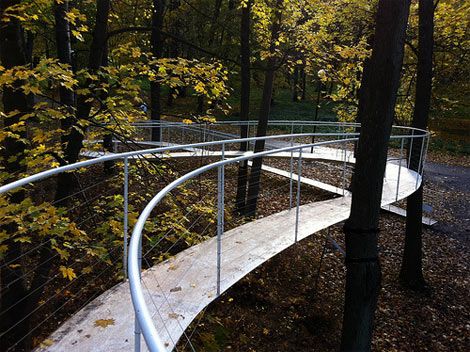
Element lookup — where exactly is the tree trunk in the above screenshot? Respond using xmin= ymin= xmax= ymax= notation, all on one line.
xmin=235 ymin=0 xmax=251 ymax=214
xmin=244 ymin=0 xmax=282 ymax=217
xmin=150 ymin=0 xmax=166 ymax=141
xmin=244 ymin=62 xmax=275 ymax=216
xmin=100 ymin=42 xmax=116 ymax=173
xmin=0 ymin=1 xmax=32 ymax=349
xmin=301 ymin=66 xmax=306 ymax=100
xmin=54 ymin=0 xmax=74 ymax=113
xmin=208 ymin=0 xmax=223 ymax=47
xmin=341 ymin=1 xmax=411 ymax=350
xmin=400 ymin=0 xmax=434 ymax=290
xmin=68 ymin=0 xmax=109 ymax=166
xmin=292 ymin=65 xmax=300 ymax=102
xmin=54 ymin=0 xmax=80 ymax=169
xmin=57 ymin=0 xmax=110 ymax=206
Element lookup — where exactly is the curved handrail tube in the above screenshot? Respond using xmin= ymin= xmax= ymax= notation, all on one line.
xmin=127 ymin=132 xmax=428 ymax=352
xmin=0 ymin=132 xmax=357 ymax=194
xmin=0 ymin=121 xmax=430 ymax=352
xmin=129 ymin=119 xmax=428 ymax=135
xmin=0 ymin=129 xmax=427 ymax=196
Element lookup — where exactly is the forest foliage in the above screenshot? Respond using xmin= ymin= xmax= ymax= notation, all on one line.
xmin=0 ymin=0 xmax=468 ymax=349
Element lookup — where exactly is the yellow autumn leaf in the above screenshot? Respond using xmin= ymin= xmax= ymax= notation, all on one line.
xmin=59 ymin=266 xmax=76 ymax=281
xmin=39 ymin=339 xmax=54 ymax=348
xmin=94 ymin=318 xmax=115 ymax=328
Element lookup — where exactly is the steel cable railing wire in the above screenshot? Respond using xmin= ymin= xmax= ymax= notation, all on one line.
xmin=0 ymin=130 xmax=363 ymax=195
xmin=0 ymin=122 xmax=428 ymax=351
xmin=144 ymin=169 xmax=290 ymax=272
xmin=0 ymin=161 xmax=214 ymax=324
xmin=145 ymin=176 xmax=293 ymax=281
xmin=0 ymin=176 xmax=123 ymax=299
xmin=128 ymin=128 xmax=429 ymax=351
xmin=0 ymin=241 xmax=123 ymax=328
xmin=6 ymin=251 xmax=123 ymax=351
xmin=141 ymin=180 xmax=298 ymax=332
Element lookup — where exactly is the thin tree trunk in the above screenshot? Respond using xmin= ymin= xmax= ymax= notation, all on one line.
xmin=56 ymin=0 xmax=110 ymax=209
xmin=69 ymin=0 xmax=110 ymax=166
xmin=301 ymin=66 xmax=306 ymax=100
xmin=400 ymin=0 xmax=434 ymax=290
xmin=235 ymin=0 xmax=251 ymax=214
xmin=341 ymin=1 xmax=411 ymax=350
xmin=0 ymin=1 xmax=31 ymax=348
xmin=54 ymin=0 xmax=74 ymax=114
xmin=100 ymin=42 xmax=116 ymax=173
xmin=151 ymin=0 xmax=165 ymax=141
xmin=208 ymin=0 xmax=223 ymax=47
xmin=292 ymin=64 xmax=300 ymax=102
xmin=244 ymin=0 xmax=282 ymax=217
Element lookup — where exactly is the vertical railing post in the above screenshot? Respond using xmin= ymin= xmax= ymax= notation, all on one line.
xmin=408 ymin=129 xmax=415 ymax=168
xmin=342 ymin=138 xmax=347 ymax=196
xmin=216 ymin=144 xmax=225 ymax=296
xmin=203 ymin=124 xmax=207 ymax=157
xmin=123 ymin=157 xmax=129 ymax=278
xmin=289 ymin=132 xmax=294 ymax=210
xmin=134 ymin=316 xmax=141 ymax=352
xmin=203 ymin=124 xmax=207 ymax=143
xmin=416 ymin=132 xmax=426 ymax=189
xmin=421 ymin=134 xmax=431 ymax=175
xmin=395 ymin=137 xmax=404 ymax=201
xmin=295 ymin=148 xmax=303 ymax=242
xmin=247 ymin=121 xmax=251 ymax=150
xmin=166 ymin=124 xmax=170 ymax=144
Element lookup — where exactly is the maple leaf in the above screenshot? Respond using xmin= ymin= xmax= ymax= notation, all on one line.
xmin=59 ymin=266 xmax=76 ymax=281
xmin=94 ymin=319 xmax=115 ymax=328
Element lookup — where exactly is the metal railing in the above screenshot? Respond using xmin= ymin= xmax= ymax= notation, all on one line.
xmin=0 ymin=121 xmax=429 ymax=351
xmin=124 ymin=122 xmax=430 ymax=351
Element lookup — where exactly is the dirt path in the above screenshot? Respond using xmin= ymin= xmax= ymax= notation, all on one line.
xmin=424 ymin=162 xmax=470 ymax=245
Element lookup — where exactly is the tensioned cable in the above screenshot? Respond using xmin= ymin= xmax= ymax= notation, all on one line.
xmin=140 ymin=180 xmax=326 ymax=349
xmin=0 ymin=244 xmax=122 ymax=322
xmin=142 ymin=255 xmax=197 ymax=352
xmin=142 ymin=167 xmax=294 ymax=259
xmin=6 ymin=255 xmax=122 ymax=351
xmin=142 ymin=221 xmax=218 ymax=349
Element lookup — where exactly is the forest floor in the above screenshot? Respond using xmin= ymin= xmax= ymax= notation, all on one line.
xmin=177 ymin=157 xmax=470 ymax=351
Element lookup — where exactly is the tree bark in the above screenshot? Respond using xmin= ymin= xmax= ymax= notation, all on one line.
xmin=54 ymin=0 xmax=74 ymax=113
xmin=69 ymin=0 xmax=110 ymax=166
xmin=208 ymin=0 xmax=223 ymax=47
xmin=54 ymin=0 xmax=80 ymax=170
xmin=235 ymin=0 xmax=251 ymax=214
xmin=55 ymin=0 xmax=110 ymax=208
xmin=150 ymin=0 xmax=166 ymax=141
xmin=0 ymin=1 xmax=32 ymax=349
xmin=301 ymin=66 xmax=306 ymax=100
xmin=244 ymin=0 xmax=282 ymax=217
xmin=341 ymin=0 xmax=411 ymax=350
xmin=292 ymin=64 xmax=300 ymax=102
xmin=400 ymin=0 xmax=434 ymax=290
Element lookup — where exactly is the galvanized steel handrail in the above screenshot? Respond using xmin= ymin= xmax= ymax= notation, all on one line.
xmin=127 ymin=127 xmax=429 ymax=351
xmin=0 ymin=131 xmax=355 ymax=195
xmin=0 ymin=121 xmax=430 ymax=352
